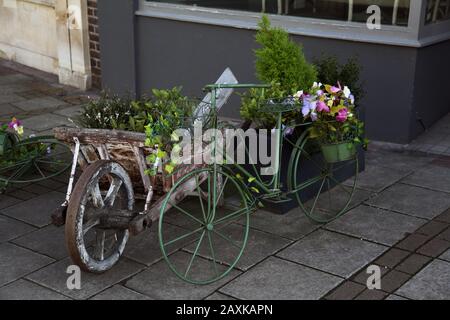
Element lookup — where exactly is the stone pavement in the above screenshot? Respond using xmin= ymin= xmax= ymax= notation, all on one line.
xmin=1 ymin=61 xmax=450 ymax=300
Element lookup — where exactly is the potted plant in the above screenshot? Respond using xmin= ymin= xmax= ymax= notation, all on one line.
xmin=298 ymin=82 xmax=368 ymax=163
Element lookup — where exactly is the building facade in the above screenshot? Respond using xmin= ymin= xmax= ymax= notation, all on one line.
xmin=22 ymin=0 xmax=448 ymax=144
xmin=0 ymin=0 xmax=100 ymax=89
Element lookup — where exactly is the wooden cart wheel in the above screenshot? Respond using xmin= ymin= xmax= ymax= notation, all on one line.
xmin=66 ymin=160 xmax=134 ymax=273
xmin=287 ymin=131 xmax=358 ymax=223
xmin=159 ymin=166 xmax=250 ymax=285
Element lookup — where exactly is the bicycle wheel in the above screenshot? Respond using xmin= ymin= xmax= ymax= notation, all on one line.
xmin=159 ymin=166 xmax=250 ymax=284
xmin=288 ymin=132 xmax=358 ymax=223
xmin=0 ymin=136 xmax=71 ymax=191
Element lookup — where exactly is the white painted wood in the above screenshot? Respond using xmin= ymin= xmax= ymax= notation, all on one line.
xmin=194 ymin=67 xmax=238 ymax=120
xmin=0 ymin=0 xmax=59 ymax=73
xmin=57 ymin=0 xmax=92 ymax=89
xmin=132 ymin=146 xmax=152 ymax=192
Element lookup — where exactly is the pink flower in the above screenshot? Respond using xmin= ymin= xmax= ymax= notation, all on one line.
xmin=8 ymin=117 xmax=24 ymax=136
xmin=330 ymin=86 xmax=341 ymax=94
xmin=336 ymin=108 xmax=348 ymax=122
xmin=316 ymin=101 xmax=330 ymax=113
xmin=8 ymin=117 xmax=21 ymax=129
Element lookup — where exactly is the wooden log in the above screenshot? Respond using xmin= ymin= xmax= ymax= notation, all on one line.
xmin=54 ymin=127 xmax=147 ymax=146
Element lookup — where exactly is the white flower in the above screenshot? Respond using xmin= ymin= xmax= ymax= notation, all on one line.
xmin=343 ymin=86 xmax=352 ymax=99
xmin=294 ymin=90 xmax=303 ymax=99
xmin=313 ymin=82 xmax=322 ymax=88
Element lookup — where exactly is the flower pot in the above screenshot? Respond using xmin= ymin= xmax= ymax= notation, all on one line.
xmin=320 ymin=141 xmax=356 ymax=163
xmin=0 ymin=132 xmax=18 ymax=156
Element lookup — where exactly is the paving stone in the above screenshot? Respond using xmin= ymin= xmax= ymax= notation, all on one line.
xmin=355 ymin=289 xmax=388 ymax=300
xmin=380 ymin=270 xmax=411 ymax=293
xmin=365 ymin=150 xmax=431 ymax=171
xmin=366 ymin=184 xmax=450 ymax=220
xmin=6 ymin=189 xmax=37 ymax=201
xmin=417 ymin=238 xmax=450 ymax=258
xmin=326 ymin=205 xmax=426 ymax=246
xmin=184 ymin=223 xmax=291 ymax=271
xmin=26 ymin=257 xmax=145 ymax=300
xmin=238 ymin=208 xmax=320 ymax=241
xmin=0 ymin=215 xmax=35 ymax=243
xmin=206 ymin=292 xmax=237 ymax=300
xmin=12 ymin=96 xmax=67 ymax=112
xmin=395 ymin=254 xmax=432 ymax=275
xmin=436 ymin=208 xmax=450 ymax=223
xmin=430 ymin=146 xmax=448 ymax=154
xmin=220 ymin=256 xmax=342 ymax=300
xmin=0 ymin=83 xmax=30 ymax=95
xmin=374 ymin=248 xmax=410 ymax=269
xmin=0 ymin=243 xmax=54 ymax=287
xmin=0 ymin=73 xmax=33 ymax=85
xmin=305 ymin=187 xmax=374 ymax=215
xmin=21 ymin=183 xmax=53 ymax=196
xmin=395 ymin=233 xmax=431 ymax=252
xmin=22 ymin=113 xmax=71 ymax=132
xmin=439 ymin=249 xmax=450 ymax=262
xmin=124 ymin=222 xmax=199 ymax=266
xmin=12 ymin=224 xmax=67 ymax=260
xmin=0 ymin=103 xmax=22 ymax=116
xmin=277 ymin=230 xmax=386 ymax=278
xmin=416 ymin=221 xmax=449 ymax=237
xmin=344 ymin=165 xmax=411 ymax=193
xmin=53 ymin=105 xmax=83 ymax=118
xmin=385 ymin=294 xmax=408 ymax=300
xmin=36 ymin=178 xmax=67 ymax=191
xmin=17 ymin=90 xmax=46 ymax=100
xmin=125 ymin=251 xmax=241 ymax=300
xmin=324 ymin=281 xmax=366 ymax=300
xmin=62 ymin=95 xmax=91 ymax=105
xmin=396 ymin=259 xmax=450 ymax=299
xmin=0 ymin=279 xmax=70 ymax=300
xmin=0 ymin=194 xmax=21 ymax=210
xmin=402 ymin=164 xmax=450 ymax=193
xmin=51 ymin=171 xmax=72 ymax=184
xmin=0 ymin=93 xmax=25 ymax=104
xmin=437 ymin=227 xmax=450 ymax=242
xmin=90 ymin=285 xmax=152 ymax=300
xmin=1 ymin=191 xmax=65 ymax=227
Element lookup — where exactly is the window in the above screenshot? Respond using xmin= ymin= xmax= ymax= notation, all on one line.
xmin=425 ymin=0 xmax=450 ymax=23
xmin=146 ymin=0 xmax=411 ymax=26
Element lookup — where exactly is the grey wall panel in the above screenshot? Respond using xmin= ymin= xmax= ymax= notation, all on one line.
xmin=98 ymin=0 xmax=138 ymax=95
xmin=411 ymin=40 xmax=450 ymax=139
xmin=135 ymin=16 xmax=418 ymax=143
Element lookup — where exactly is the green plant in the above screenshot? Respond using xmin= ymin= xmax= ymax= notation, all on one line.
xmin=144 ymin=87 xmax=199 ymax=176
xmin=314 ymin=55 xmax=364 ymax=104
xmin=76 ymin=91 xmax=141 ymax=130
xmin=240 ymin=82 xmax=288 ymax=128
xmin=241 ymin=15 xmax=317 ymax=128
xmin=255 ymin=15 xmax=317 ymax=92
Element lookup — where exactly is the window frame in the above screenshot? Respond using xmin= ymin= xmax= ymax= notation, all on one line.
xmin=420 ymin=0 xmax=450 ymax=45
xmin=137 ymin=0 xmax=448 ymax=47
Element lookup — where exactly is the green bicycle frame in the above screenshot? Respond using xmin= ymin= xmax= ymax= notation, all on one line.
xmin=204 ymin=83 xmax=318 ymax=204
